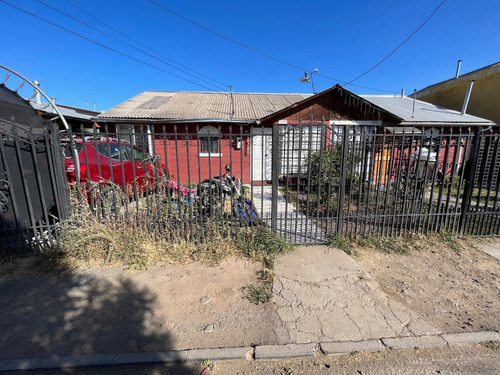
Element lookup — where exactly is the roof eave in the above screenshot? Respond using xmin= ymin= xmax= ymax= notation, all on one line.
xmin=94 ymin=117 xmax=256 ymax=124
xmin=398 ymin=121 xmax=494 ymax=127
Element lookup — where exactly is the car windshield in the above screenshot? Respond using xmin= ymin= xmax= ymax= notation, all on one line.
xmin=96 ymin=144 xmax=148 ymax=161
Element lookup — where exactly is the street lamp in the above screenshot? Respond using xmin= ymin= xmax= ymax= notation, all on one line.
xmin=298 ymin=69 xmax=318 ymax=94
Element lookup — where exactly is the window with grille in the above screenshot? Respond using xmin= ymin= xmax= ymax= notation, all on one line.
xmin=198 ymin=126 xmax=221 ymax=156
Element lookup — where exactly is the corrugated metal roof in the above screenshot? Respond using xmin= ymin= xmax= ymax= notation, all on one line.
xmin=99 ymin=91 xmax=308 ymax=121
xmin=31 ymin=102 xmax=99 ymax=121
xmin=362 ymin=95 xmax=493 ymax=124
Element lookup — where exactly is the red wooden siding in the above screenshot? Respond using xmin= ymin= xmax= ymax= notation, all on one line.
xmin=153 ymin=132 xmax=251 ymax=185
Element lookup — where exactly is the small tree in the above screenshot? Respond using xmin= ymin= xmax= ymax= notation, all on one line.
xmin=305 ymin=142 xmax=360 ymax=199
xmin=307 ymin=144 xmax=341 ymax=186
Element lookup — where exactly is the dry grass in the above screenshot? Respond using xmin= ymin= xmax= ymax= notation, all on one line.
xmin=57 ymin=194 xmax=240 ymax=270
xmin=335 ymin=231 xmax=477 ymax=256
xmin=1 ymin=189 xmax=288 ymax=278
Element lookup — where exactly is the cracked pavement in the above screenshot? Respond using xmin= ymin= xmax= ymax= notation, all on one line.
xmin=271 ymin=246 xmax=439 ymax=343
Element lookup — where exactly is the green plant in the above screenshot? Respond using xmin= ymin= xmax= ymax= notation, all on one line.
xmin=244 ymin=284 xmax=271 ymax=305
xmin=307 ymin=144 xmax=341 ymax=186
xmin=305 ymin=143 xmax=361 ymax=200
xmin=253 ymin=226 xmax=293 ymax=257
xmin=237 ymin=225 xmax=293 ymax=264
xmin=200 ymin=359 xmax=214 ymax=371
xmin=376 ymin=237 xmax=411 ymax=254
xmin=438 ymin=230 xmax=461 ymax=254
xmin=327 ymin=235 xmax=357 ymax=256
xmin=0 ymin=252 xmax=13 ymax=265
xmin=256 ymin=268 xmax=275 ymax=284
xmin=482 ymin=341 xmax=500 ymax=351
xmin=355 ymin=235 xmax=415 ymax=255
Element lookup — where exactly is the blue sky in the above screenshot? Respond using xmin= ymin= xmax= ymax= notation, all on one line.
xmin=0 ymin=0 xmax=498 ymax=111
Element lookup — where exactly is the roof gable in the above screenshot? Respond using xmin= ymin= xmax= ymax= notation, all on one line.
xmin=259 ymin=85 xmax=401 ymax=124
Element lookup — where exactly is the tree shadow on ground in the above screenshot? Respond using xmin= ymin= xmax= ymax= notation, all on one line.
xmin=0 ymin=257 xmax=199 ymax=375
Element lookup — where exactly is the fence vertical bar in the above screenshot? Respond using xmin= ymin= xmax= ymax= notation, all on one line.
xmin=27 ymin=125 xmax=52 ymax=248
xmin=337 ymin=125 xmax=350 ymax=236
xmin=486 ymin=134 xmax=500 ymax=235
xmin=271 ymin=124 xmax=279 ymax=232
xmin=0 ymin=129 xmax=25 ymax=253
xmin=294 ymin=121 xmax=304 ymax=243
xmin=459 ymin=126 xmax=482 ymax=236
xmin=477 ymin=132 xmax=496 ymax=235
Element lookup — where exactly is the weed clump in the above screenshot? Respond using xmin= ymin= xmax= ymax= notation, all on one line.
xmin=239 ymin=226 xmax=294 ymax=305
xmin=244 ymin=284 xmax=271 ymax=305
xmin=482 ymin=341 xmax=500 ymax=351
xmin=327 ymin=235 xmax=357 ymax=256
xmin=328 ymin=234 xmax=424 ymax=255
xmin=239 ymin=225 xmax=293 ymax=262
xmin=437 ymin=230 xmax=462 ymax=254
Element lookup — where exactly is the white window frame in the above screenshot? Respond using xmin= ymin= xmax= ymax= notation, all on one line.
xmin=198 ymin=125 xmax=222 ymax=157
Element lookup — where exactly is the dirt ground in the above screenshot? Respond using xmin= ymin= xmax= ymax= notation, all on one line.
xmin=1 ymin=235 xmax=499 ymax=372
xmin=113 ymin=257 xmax=283 ymax=351
xmin=0 ymin=256 xmax=281 ymax=359
xmin=355 ymin=237 xmax=500 ymax=334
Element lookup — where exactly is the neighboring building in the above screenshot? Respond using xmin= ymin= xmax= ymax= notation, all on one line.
xmin=415 ymin=61 xmax=500 ymax=124
xmin=97 ymin=85 xmax=493 ymax=184
xmin=31 ymin=101 xmax=100 ymax=133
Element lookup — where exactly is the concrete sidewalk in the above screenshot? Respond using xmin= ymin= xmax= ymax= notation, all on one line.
xmin=271 ymin=246 xmax=438 ymax=343
xmin=0 ymin=245 xmax=498 ymax=372
xmin=251 ymin=186 xmax=326 ymax=244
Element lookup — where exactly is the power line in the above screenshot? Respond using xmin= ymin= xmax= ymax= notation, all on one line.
xmin=148 ymin=0 xmax=308 ymax=72
xmin=317 ymin=73 xmax=398 ymax=94
xmin=62 ymin=0 xmax=229 ymax=90
xmin=147 ymin=0 xmax=399 ymax=94
xmin=0 ymin=0 xmax=220 ymax=92
xmin=347 ymin=0 xmax=448 ymax=85
xmin=33 ymin=0 xmax=228 ymax=91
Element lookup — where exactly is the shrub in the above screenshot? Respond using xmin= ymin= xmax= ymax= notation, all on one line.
xmin=304 ymin=143 xmax=361 ymax=199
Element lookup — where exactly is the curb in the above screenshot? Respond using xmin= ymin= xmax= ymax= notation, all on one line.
xmin=0 ymin=331 xmax=499 ymax=372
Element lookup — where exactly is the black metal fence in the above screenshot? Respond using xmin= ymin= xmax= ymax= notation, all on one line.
xmin=2 ymin=121 xmax=500 ymax=255
xmin=0 ymin=85 xmax=70 ymax=256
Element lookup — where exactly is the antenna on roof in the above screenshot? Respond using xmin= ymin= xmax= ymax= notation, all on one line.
xmin=455 ymin=60 xmax=462 ymax=78
xmin=412 ymin=89 xmax=417 ymax=118
xmin=298 ymin=69 xmax=318 ymax=94
xmin=228 ymin=84 xmax=235 ymax=119
xmin=461 ymin=80 xmax=475 ymax=115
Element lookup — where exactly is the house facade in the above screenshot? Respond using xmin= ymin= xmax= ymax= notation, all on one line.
xmin=97 ymin=86 xmax=493 ymax=185
xmin=97 ymin=91 xmax=309 ymax=184
xmin=257 ymin=85 xmax=492 ymax=182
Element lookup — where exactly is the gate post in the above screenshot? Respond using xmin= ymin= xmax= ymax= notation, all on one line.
xmin=271 ymin=124 xmax=280 ymax=232
xmin=336 ymin=125 xmax=350 ymax=236
xmin=459 ymin=127 xmax=482 ymax=236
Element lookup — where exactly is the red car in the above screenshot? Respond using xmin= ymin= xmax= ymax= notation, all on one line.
xmin=62 ymin=137 xmax=196 ymax=200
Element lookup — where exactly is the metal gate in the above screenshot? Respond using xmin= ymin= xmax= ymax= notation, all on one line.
xmin=269 ymin=119 xmax=342 ymax=243
xmin=0 ymin=66 xmax=71 ymax=255
xmin=269 ymin=120 xmax=500 ymax=244
xmin=461 ymin=127 xmax=500 ymax=235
